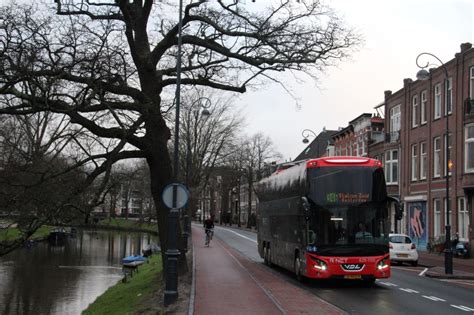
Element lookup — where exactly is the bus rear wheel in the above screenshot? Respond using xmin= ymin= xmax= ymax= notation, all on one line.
xmin=263 ymin=245 xmax=269 ymax=265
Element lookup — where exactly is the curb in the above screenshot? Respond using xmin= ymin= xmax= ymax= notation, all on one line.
xmin=424 ymin=272 xmax=474 ymax=280
xmin=188 ymin=242 xmax=196 ymax=315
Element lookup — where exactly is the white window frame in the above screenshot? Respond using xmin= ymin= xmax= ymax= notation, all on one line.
xmin=444 ymin=133 xmax=452 ymax=176
xmin=411 ymin=144 xmax=418 ymax=181
xmin=434 ymin=199 xmax=441 ymax=237
xmin=465 ymin=124 xmax=474 ymax=173
xmin=458 ymin=197 xmax=469 ymax=241
xmin=420 ymin=142 xmax=427 ymax=180
xmin=390 ymin=105 xmax=401 ymax=132
xmin=433 ymin=137 xmax=441 ymax=178
xmin=434 ymin=84 xmax=441 ymax=119
xmin=446 ymin=77 xmax=452 ymax=115
xmin=471 ymin=67 xmax=474 ymax=98
xmin=412 ymin=95 xmax=419 ymax=128
xmin=421 ymin=90 xmax=427 ymax=125
xmin=385 ymin=150 xmax=398 ymax=185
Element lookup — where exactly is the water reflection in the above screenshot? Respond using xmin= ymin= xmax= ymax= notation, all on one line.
xmin=0 ymin=229 xmax=156 ymax=315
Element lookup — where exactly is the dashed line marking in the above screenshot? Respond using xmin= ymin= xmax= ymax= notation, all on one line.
xmin=419 ymin=268 xmax=428 ymax=276
xmin=450 ymin=305 xmax=474 ymax=312
xmin=379 ymin=282 xmax=398 ymax=287
xmin=422 ymin=295 xmax=445 ymax=302
xmin=399 ymin=288 xmax=419 ymax=293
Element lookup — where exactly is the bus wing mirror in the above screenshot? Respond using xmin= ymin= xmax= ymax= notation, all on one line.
xmin=307 ymin=230 xmax=316 ymax=244
xmin=301 ymin=197 xmax=310 ymax=220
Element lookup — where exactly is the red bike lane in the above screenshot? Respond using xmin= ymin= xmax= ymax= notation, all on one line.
xmin=191 ymin=225 xmax=345 ymax=315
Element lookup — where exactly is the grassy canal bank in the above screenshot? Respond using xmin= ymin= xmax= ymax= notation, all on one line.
xmin=96 ymin=218 xmax=158 ymax=234
xmin=0 ymin=225 xmax=52 ymax=242
xmin=82 ymin=254 xmax=163 ymax=315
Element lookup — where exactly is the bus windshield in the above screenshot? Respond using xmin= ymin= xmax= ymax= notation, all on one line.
xmin=306 ymin=166 xmax=389 ymax=256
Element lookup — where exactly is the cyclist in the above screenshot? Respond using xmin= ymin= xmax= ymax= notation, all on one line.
xmin=203 ymin=216 xmax=214 ymax=246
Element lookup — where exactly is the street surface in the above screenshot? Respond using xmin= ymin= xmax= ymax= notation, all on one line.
xmin=210 ymin=225 xmax=474 ymax=314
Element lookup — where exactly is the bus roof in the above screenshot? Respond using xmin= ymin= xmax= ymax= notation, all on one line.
xmin=306 ymin=156 xmax=382 ymax=169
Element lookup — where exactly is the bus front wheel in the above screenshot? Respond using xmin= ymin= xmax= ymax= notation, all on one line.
xmin=294 ymin=255 xmax=303 ymax=282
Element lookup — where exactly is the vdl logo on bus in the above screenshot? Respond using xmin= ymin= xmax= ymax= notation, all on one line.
xmin=341 ymin=264 xmax=364 ymax=271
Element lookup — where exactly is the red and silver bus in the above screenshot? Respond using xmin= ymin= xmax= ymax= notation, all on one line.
xmin=256 ymin=156 xmax=395 ymax=283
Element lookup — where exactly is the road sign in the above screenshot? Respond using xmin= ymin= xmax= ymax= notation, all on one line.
xmin=162 ymin=183 xmax=189 ymax=209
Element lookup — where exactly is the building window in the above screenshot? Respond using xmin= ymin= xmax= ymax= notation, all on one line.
xmin=434 ymin=199 xmax=441 ymax=237
xmin=434 ymin=84 xmax=441 ymax=119
xmin=433 ymin=137 xmax=441 ymax=178
xmin=411 ymin=144 xmax=418 ymax=181
xmin=412 ymin=95 xmax=418 ymax=127
xmin=390 ymin=105 xmax=401 ymax=132
xmin=421 ymin=90 xmax=427 ymax=124
xmin=385 ymin=150 xmax=398 ymax=185
xmin=446 ymin=77 xmax=452 ymax=115
xmin=444 ymin=133 xmax=452 ymax=176
xmin=466 ymin=124 xmax=474 ymax=173
xmin=458 ymin=197 xmax=469 ymax=241
xmin=420 ymin=142 xmax=427 ymax=180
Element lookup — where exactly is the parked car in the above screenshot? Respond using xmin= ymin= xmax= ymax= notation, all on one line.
xmin=389 ymin=233 xmax=419 ymax=266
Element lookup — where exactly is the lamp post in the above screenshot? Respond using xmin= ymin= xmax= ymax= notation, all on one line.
xmin=301 ymin=129 xmax=317 ymax=144
xmin=183 ymin=97 xmax=211 ymax=250
xmin=416 ymin=52 xmax=453 ymax=274
xmin=164 ymin=0 xmax=183 ymax=306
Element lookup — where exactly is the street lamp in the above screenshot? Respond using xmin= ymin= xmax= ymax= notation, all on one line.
xmin=416 ymin=52 xmax=453 ymax=274
xmin=183 ymin=97 xmax=211 ymax=250
xmin=302 ymin=129 xmax=317 ymax=144
xmin=164 ymin=0 xmax=184 ymax=306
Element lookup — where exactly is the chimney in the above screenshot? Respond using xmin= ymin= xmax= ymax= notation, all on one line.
xmin=384 ymin=90 xmax=392 ymax=100
xmin=460 ymin=42 xmax=472 ymax=53
xmin=403 ymin=78 xmax=413 ymax=86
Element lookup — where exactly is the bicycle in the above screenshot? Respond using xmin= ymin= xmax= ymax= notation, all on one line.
xmin=205 ymin=228 xmax=214 ymax=246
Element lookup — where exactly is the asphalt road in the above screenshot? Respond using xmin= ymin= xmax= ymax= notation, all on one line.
xmin=213 ymin=225 xmax=474 ymax=315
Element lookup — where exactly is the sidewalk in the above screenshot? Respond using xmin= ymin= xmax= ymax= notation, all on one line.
xmin=418 ymin=251 xmax=474 ymax=280
xmin=190 ymin=225 xmax=345 ymax=315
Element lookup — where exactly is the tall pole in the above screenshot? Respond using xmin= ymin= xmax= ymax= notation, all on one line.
xmin=164 ymin=0 xmax=183 ymax=306
xmin=444 ymin=75 xmax=452 ymax=274
xmin=415 ymin=52 xmax=453 ymax=274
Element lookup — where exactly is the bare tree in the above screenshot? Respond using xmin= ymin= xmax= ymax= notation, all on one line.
xmin=0 ymin=1 xmax=360 ymax=270
xmin=177 ymin=90 xmax=243 ymax=218
xmin=241 ymin=133 xmax=281 ymax=227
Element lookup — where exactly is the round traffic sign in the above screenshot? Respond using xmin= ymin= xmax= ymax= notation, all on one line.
xmin=162 ymin=183 xmax=189 ymax=209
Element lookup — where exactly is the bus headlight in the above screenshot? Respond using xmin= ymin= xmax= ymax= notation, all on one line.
xmin=377 ymin=257 xmax=389 ymax=270
xmin=311 ymin=257 xmax=328 ymax=271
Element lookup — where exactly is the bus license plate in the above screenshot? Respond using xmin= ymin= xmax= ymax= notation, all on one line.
xmin=344 ymin=275 xmax=362 ymax=280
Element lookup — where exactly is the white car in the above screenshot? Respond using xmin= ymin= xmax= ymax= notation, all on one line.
xmin=389 ymin=233 xmax=419 ymax=266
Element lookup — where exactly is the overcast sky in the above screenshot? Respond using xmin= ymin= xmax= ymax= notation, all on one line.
xmin=1 ymin=0 xmax=471 ymax=163
xmin=237 ymin=0 xmax=473 ymax=162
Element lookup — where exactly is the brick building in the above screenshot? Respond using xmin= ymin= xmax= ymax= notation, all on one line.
xmin=380 ymin=42 xmax=473 ymax=252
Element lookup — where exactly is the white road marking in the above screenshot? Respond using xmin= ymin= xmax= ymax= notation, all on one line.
xmin=450 ymin=305 xmax=474 ymax=312
xmin=218 ymin=227 xmax=258 ymax=244
xmin=419 ymin=268 xmax=428 ymax=276
xmin=422 ymin=295 xmax=445 ymax=302
xmin=399 ymin=288 xmax=419 ymax=293
xmin=379 ymin=282 xmax=398 ymax=287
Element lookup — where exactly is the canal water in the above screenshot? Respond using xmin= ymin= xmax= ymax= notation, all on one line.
xmin=0 ymin=229 xmax=157 ymax=315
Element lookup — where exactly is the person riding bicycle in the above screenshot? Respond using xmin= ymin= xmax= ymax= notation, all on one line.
xmin=203 ymin=216 xmax=214 ymax=245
